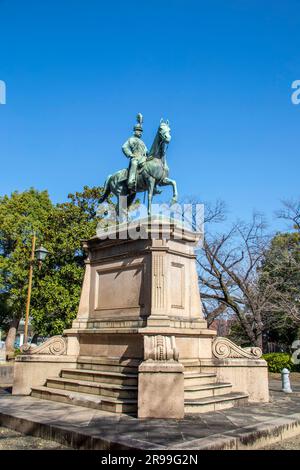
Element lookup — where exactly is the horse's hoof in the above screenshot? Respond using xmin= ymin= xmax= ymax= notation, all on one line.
xmin=153 ymin=188 xmax=162 ymax=195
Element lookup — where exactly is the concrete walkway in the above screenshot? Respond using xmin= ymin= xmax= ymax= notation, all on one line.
xmin=0 ymin=377 xmax=300 ymax=450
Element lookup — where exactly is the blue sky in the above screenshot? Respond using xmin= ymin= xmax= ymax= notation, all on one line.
xmin=0 ymin=0 xmax=299 ymax=230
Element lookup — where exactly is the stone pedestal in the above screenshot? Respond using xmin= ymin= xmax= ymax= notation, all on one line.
xmin=138 ymin=361 xmax=184 ymax=419
xmin=0 ymin=346 xmax=6 ymax=363
xmin=13 ymin=217 xmax=269 ymax=416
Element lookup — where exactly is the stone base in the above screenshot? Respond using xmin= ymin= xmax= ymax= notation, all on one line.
xmin=138 ymin=361 xmax=184 ymax=419
xmin=12 ymin=218 xmax=269 ymax=417
xmin=0 ymin=347 xmax=6 ymax=362
xmin=0 ymin=364 xmax=14 ymax=386
xmin=199 ymin=358 xmax=269 ymax=403
xmin=12 ymin=356 xmax=77 ymax=395
xmin=0 ymin=380 xmax=299 ymax=450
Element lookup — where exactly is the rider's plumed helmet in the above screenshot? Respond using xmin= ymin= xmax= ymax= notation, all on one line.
xmin=133 ymin=113 xmax=143 ymax=132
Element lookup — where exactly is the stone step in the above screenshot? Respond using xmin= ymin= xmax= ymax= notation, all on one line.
xmin=60 ymin=368 xmax=138 ymax=386
xmin=77 ymin=356 xmax=140 ymax=374
xmin=46 ymin=377 xmax=137 ymax=399
xmin=184 ymin=382 xmax=232 ymax=400
xmin=184 ymin=372 xmax=217 ymax=386
xmin=181 ymin=359 xmax=202 ymax=372
xmin=77 ymin=362 xmax=138 ymax=374
xmin=31 ymin=386 xmax=137 ymax=414
xmin=184 ymin=392 xmax=249 ymax=414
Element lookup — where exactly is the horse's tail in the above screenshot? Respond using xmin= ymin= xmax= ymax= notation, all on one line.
xmin=99 ymin=174 xmax=112 ymax=203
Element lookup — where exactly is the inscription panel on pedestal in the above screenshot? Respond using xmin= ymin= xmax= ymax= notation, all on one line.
xmin=94 ymin=262 xmax=145 ymax=315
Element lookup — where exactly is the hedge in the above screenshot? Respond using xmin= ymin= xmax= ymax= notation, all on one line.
xmin=262 ymin=352 xmax=300 ymax=373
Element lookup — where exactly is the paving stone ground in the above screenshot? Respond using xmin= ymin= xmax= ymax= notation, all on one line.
xmin=0 ymin=386 xmax=70 ymax=449
xmin=261 ymin=373 xmax=300 ymax=450
xmin=0 ymin=373 xmax=300 ymax=450
xmin=263 ymin=434 xmax=300 ymax=450
xmin=0 ymin=426 xmax=69 ymax=450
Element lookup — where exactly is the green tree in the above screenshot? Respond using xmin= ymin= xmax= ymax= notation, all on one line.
xmin=0 ymin=186 xmax=105 ymax=352
xmin=30 ymin=186 xmax=105 ymax=336
xmin=0 ymin=188 xmax=53 ymax=352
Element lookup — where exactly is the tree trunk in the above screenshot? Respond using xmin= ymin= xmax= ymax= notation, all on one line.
xmin=255 ymin=331 xmax=263 ymax=350
xmin=5 ymin=317 xmax=20 ymax=353
xmin=239 ymin=317 xmax=257 ymax=346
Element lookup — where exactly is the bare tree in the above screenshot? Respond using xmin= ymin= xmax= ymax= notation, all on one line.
xmin=197 ymin=207 xmax=270 ymax=348
xmin=276 ymin=199 xmax=300 ymax=231
xmin=174 ymin=198 xmax=300 ymax=348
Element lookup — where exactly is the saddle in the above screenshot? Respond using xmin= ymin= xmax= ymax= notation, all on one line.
xmin=118 ymin=160 xmax=148 ymax=183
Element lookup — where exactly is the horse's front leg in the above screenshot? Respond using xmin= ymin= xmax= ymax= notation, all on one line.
xmin=159 ymin=177 xmax=178 ymax=205
xmin=148 ymin=179 xmax=155 ymax=216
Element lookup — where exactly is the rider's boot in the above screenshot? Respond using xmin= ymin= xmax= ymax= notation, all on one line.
xmin=128 ymin=159 xmax=138 ymax=194
xmin=127 ymin=179 xmax=136 ymax=194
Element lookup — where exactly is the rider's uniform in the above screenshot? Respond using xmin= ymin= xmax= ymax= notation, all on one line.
xmin=122 ymin=136 xmax=148 ymax=190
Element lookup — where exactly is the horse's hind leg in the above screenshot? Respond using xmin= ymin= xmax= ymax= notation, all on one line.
xmin=116 ymin=196 xmax=122 ymax=222
xmin=116 ymin=189 xmax=129 ymax=222
xmin=99 ymin=175 xmax=112 ymax=203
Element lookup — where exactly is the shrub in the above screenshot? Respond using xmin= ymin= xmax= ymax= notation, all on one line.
xmin=14 ymin=348 xmax=21 ymax=357
xmin=262 ymin=352 xmax=300 ymax=373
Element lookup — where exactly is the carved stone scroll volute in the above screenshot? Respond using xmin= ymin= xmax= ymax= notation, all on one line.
xmin=212 ymin=337 xmax=262 ymax=359
xmin=144 ymin=335 xmax=179 ymax=362
xmin=20 ymin=335 xmax=67 ymax=356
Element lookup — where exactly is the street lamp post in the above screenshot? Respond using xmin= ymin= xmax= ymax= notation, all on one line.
xmin=35 ymin=245 xmax=49 ymax=269
xmin=24 ymin=232 xmax=49 ymax=344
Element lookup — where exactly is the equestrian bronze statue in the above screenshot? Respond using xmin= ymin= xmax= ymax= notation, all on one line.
xmin=99 ymin=114 xmax=178 ymax=218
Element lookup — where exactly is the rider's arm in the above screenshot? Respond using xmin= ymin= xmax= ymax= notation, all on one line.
xmin=122 ymin=138 xmax=134 ymax=158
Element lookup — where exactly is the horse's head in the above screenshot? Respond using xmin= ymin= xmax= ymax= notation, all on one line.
xmin=159 ymin=119 xmax=171 ymax=144
xmin=149 ymin=118 xmax=171 ymax=159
